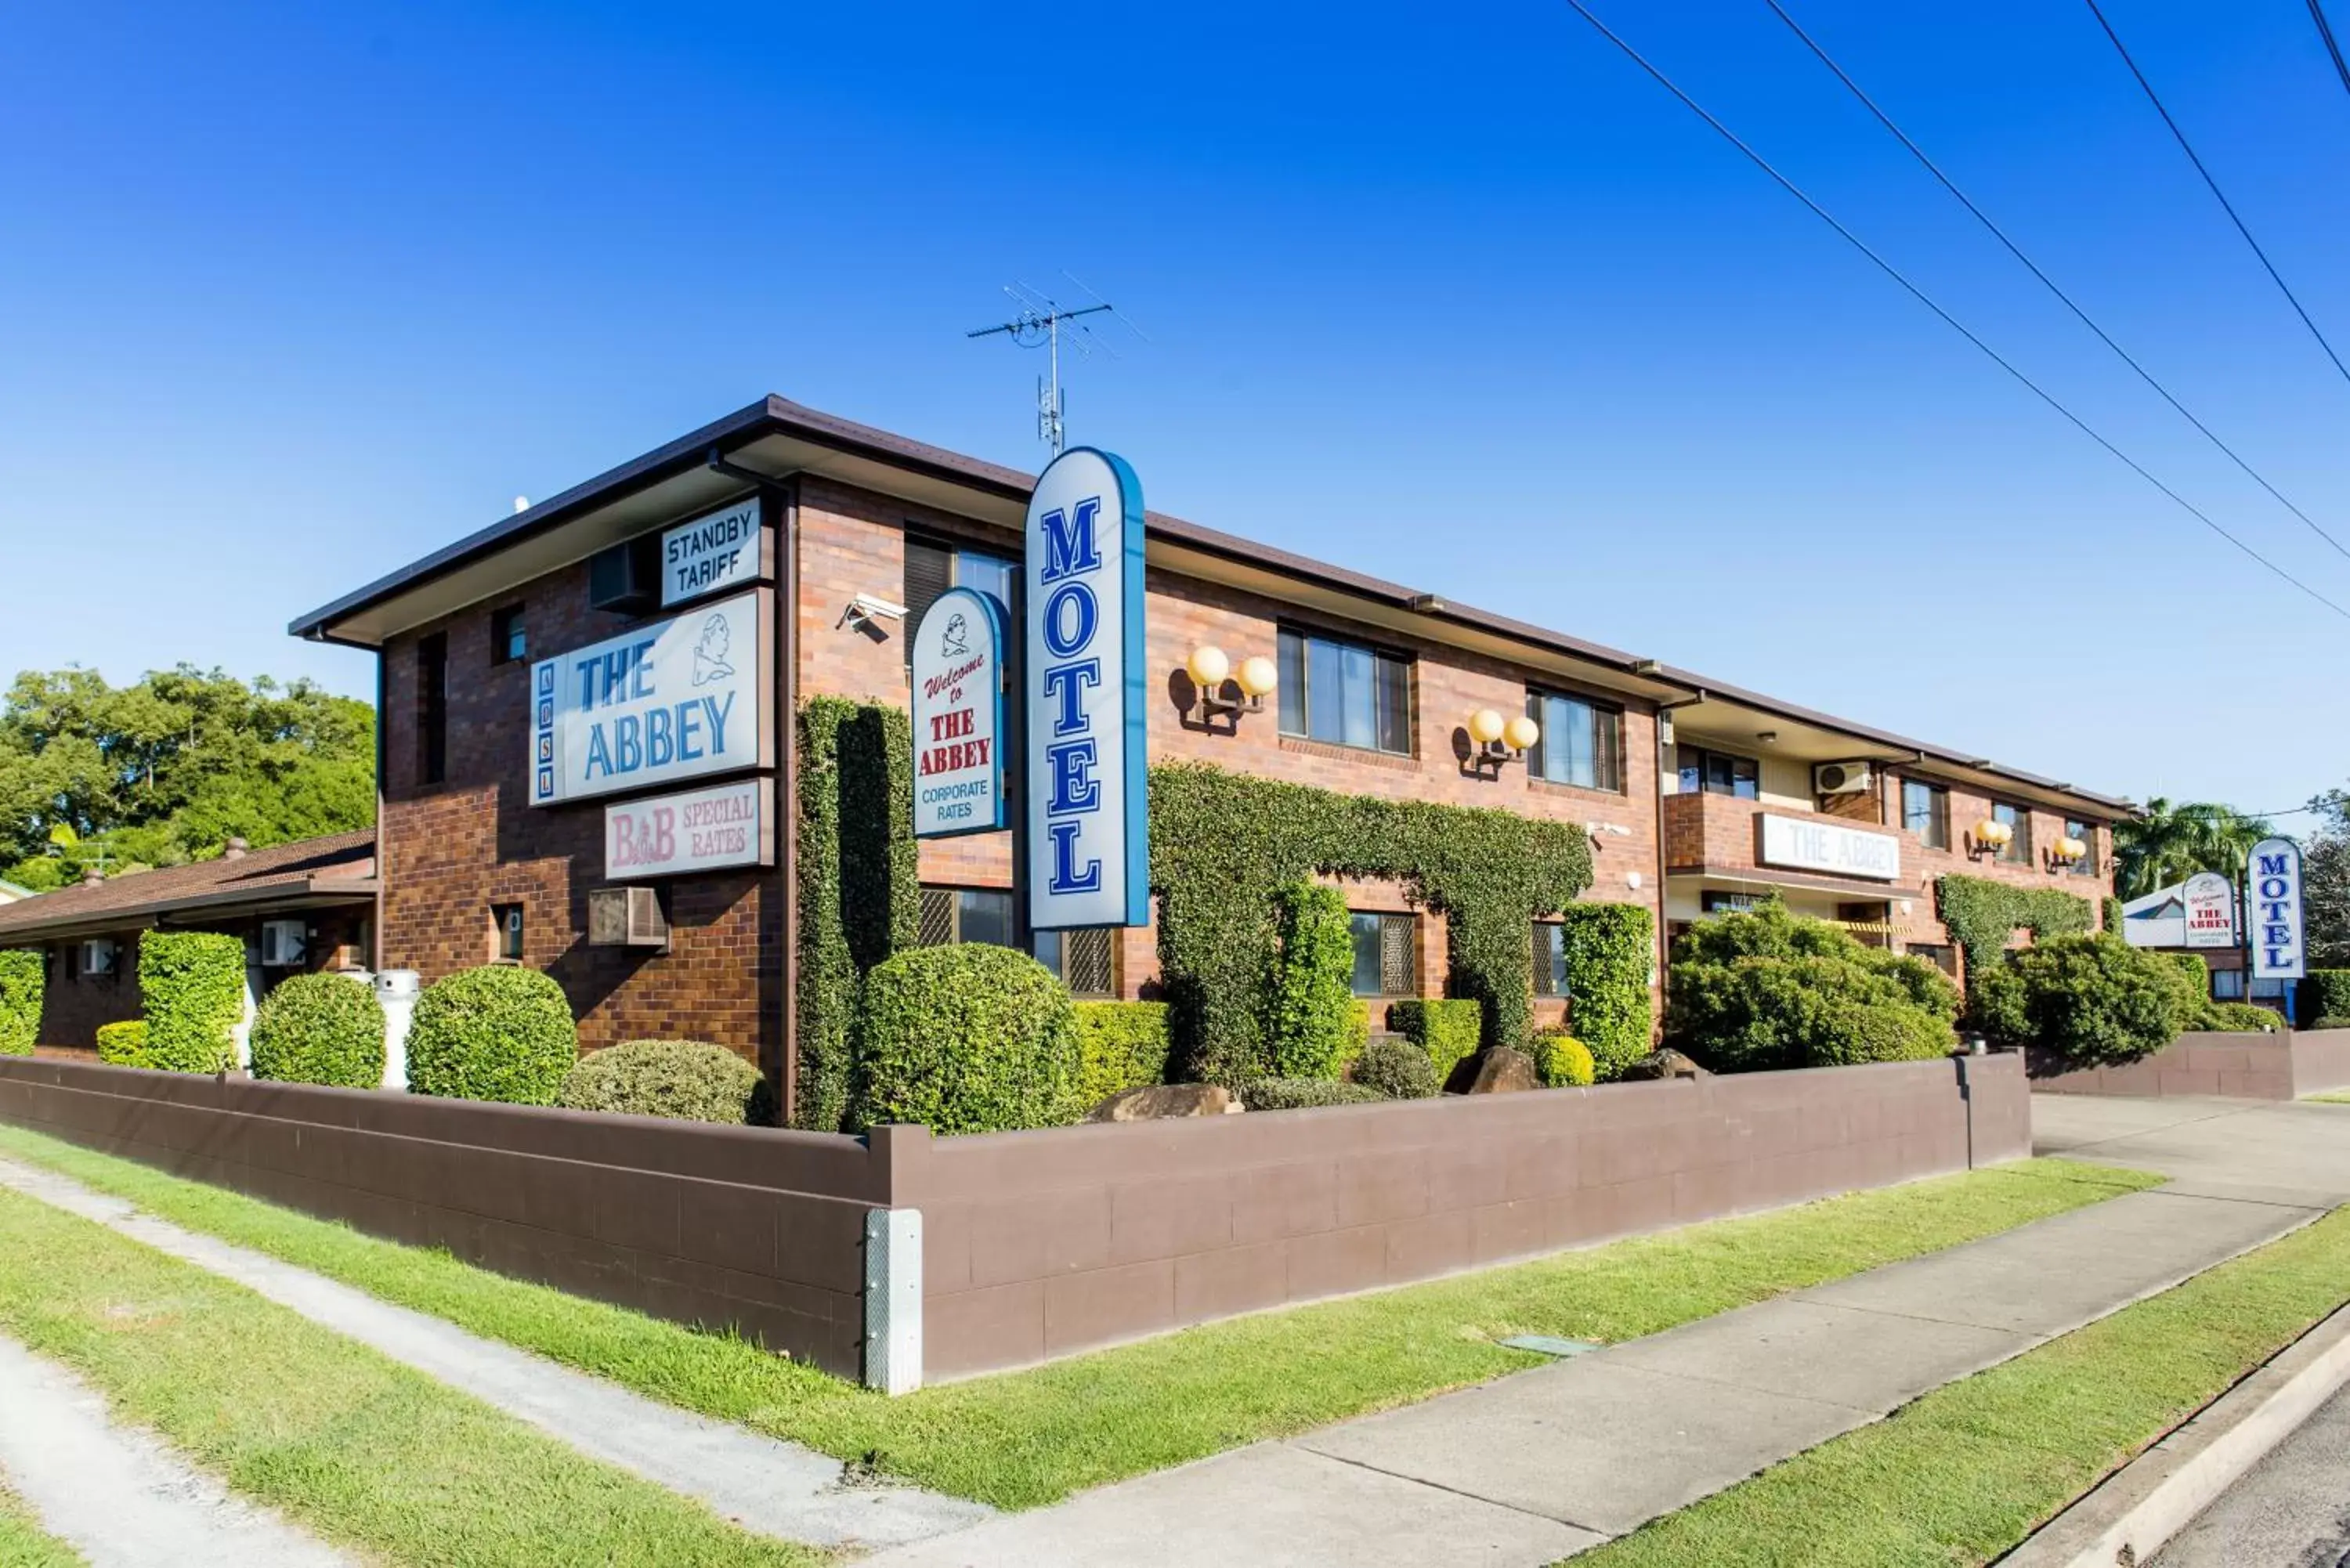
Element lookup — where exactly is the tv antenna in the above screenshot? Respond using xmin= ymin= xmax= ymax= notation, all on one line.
xmin=966 ymin=276 xmax=1142 ymax=453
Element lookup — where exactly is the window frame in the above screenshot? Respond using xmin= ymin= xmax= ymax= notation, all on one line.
xmin=1901 ymin=779 xmax=1950 ymax=850
xmin=903 ymin=535 xmax=1018 ymax=668
xmin=490 ymin=605 xmax=527 ymax=667
xmin=1526 ymin=688 xmax=1624 ymax=794
xmin=1532 ymin=921 xmax=1571 ymax=997
xmin=2064 ymin=818 xmax=2099 ymax=876
xmin=490 ymin=902 xmax=525 ymax=963
xmin=1678 ymin=745 xmax=1759 ymax=800
xmin=917 ymin=884 xmax=1018 ymax=950
xmin=1991 ymin=800 xmax=2032 ymax=865
xmin=1276 ymin=624 xmax=1415 ymax=757
xmin=1347 ymin=910 xmax=1419 ymax=998
xmin=1034 ymin=927 xmax=1118 ymax=998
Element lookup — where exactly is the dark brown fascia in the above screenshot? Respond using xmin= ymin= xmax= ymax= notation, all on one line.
xmin=0 ymin=879 xmax=381 ymax=948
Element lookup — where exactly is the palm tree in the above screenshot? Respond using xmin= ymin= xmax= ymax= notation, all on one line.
xmin=2112 ymin=798 xmax=2276 ymax=899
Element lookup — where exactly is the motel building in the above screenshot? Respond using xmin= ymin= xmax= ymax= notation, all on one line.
xmin=280 ymin=396 xmax=2129 ymax=1114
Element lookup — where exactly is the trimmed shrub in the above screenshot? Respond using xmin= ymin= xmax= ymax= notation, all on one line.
xmin=1972 ymin=933 xmax=2178 ymax=1068
xmin=1668 ymin=903 xmax=1959 ymax=1073
xmin=850 ymin=945 xmax=1080 ymax=1134
xmin=1553 ymin=903 xmax=1654 ymax=1079
xmin=249 ymin=973 xmax=385 ymax=1088
xmin=1242 ymin=1078 xmax=1388 ymax=1111
xmin=2301 ymin=970 xmax=2350 ymax=1024
xmin=2197 ymin=1002 xmax=2280 ymax=1033
xmin=405 ymin=965 xmax=578 ymax=1105
xmin=1352 ymin=1035 xmax=1438 ymax=1100
xmin=559 ymin=1039 xmax=769 ymax=1125
xmin=1072 ymin=1001 xmax=1173 ymax=1107
xmin=137 ymin=930 xmax=247 ymax=1074
xmin=2312 ymin=1016 xmax=2350 ymax=1031
xmin=96 ymin=1019 xmax=150 ymax=1067
xmin=1537 ymin=1031 xmax=1596 ymax=1087
xmin=1386 ymin=999 xmax=1482 ymax=1082
xmin=1266 ymin=883 xmax=1357 ymax=1080
xmin=0 ymin=949 xmax=41 ymax=1057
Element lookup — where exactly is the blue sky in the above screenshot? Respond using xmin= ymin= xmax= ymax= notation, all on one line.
xmin=3 ymin=0 xmax=2346 ymax=814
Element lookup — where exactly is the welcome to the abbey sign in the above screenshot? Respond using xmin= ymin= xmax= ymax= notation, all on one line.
xmin=1023 ymin=447 xmax=1149 ymax=930
xmin=911 ymin=587 xmax=1007 ymax=838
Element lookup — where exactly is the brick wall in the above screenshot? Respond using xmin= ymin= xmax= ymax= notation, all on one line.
xmin=33 ymin=909 xmax=374 ymax=1050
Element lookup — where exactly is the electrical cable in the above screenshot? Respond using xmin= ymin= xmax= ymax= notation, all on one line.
xmin=1558 ymin=0 xmax=2350 ymax=623
xmin=2084 ymin=0 xmax=2350 ymax=390
xmin=2311 ymin=0 xmax=2350 ymax=105
xmin=1765 ymin=0 xmax=2350 ymax=563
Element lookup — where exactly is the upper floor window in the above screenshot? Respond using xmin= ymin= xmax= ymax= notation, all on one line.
xmin=1528 ymin=691 xmax=1622 ymax=793
xmin=1992 ymin=800 xmax=2032 ymax=864
xmin=1278 ymin=627 xmax=1412 ymax=755
xmin=1349 ymin=911 xmax=1419 ymax=996
xmin=903 ymin=537 xmax=1015 ymax=666
xmin=417 ymin=633 xmax=448 ymax=786
xmin=1901 ymin=779 xmax=1950 ymax=849
xmin=490 ymin=605 xmax=527 ymax=666
xmin=1678 ymin=746 xmax=1758 ymax=800
xmin=2065 ymin=818 xmax=2099 ymax=876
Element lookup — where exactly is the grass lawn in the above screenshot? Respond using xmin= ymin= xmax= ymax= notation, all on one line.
xmin=1572 ymin=1205 xmax=2350 ymax=1567
xmin=2305 ymin=1091 xmax=2350 ymax=1104
xmin=0 ymin=1474 xmax=86 ymax=1568
xmin=0 ymin=1187 xmax=826 ymax=1568
xmin=0 ymin=1125 xmax=2158 ymax=1510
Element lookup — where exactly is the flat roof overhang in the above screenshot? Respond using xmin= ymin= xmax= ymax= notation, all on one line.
xmin=0 ymin=882 xmax=380 ymax=948
xmin=291 ymin=394 xmax=2135 ymax=819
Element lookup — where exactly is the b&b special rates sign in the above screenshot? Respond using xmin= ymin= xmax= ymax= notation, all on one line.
xmin=604 ymin=779 xmax=771 ymax=880
xmin=911 ymin=587 xmax=1007 ymax=837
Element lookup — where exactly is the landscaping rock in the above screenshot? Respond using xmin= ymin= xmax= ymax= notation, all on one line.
xmin=1452 ymin=1046 xmax=1542 ymax=1095
xmin=1085 ymin=1083 xmax=1239 ymax=1122
xmin=1620 ymin=1048 xmax=1710 ymax=1082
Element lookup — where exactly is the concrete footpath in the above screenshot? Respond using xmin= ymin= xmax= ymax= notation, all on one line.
xmin=875 ymin=1098 xmax=2350 ymax=1568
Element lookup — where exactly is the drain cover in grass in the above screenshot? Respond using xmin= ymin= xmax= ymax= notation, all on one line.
xmin=1498 ymin=1335 xmax=1599 ymax=1358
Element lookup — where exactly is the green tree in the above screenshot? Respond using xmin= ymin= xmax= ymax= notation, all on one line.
xmin=0 ymin=665 xmax=373 ymax=883
xmin=2307 ymin=788 xmax=2349 ymax=970
xmin=2111 ymin=797 xmax=2275 ymax=899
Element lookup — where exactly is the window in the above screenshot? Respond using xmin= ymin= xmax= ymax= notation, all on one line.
xmin=1901 ymin=780 xmax=1950 ymax=850
xmin=1035 ymin=928 xmax=1115 ymax=997
xmin=1992 ymin=800 xmax=2031 ymax=864
xmin=1277 ymin=627 xmax=1412 ymax=754
xmin=490 ymin=605 xmax=526 ymax=666
xmin=1701 ymin=890 xmax=1771 ymax=916
xmin=417 ymin=632 xmax=448 ymax=786
xmin=1348 ymin=911 xmax=1418 ymax=997
xmin=491 ymin=903 xmax=525 ymax=963
xmin=1678 ymin=746 xmax=1759 ymax=800
xmin=1905 ymin=942 xmax=1957 ymax=977
xmin=2211 ymin=967 xmax=2244 ymax=1001
xmin=1528 ymin=691 xmax=1622 ymax=793
xmin=2065 ymin=818 xmax=2099 ymax=876
xmin=917 ymin=886 xmax=1016 ymax=949
xmin=903 ymin=537 xmax=1016 ymax=665
xmin=1533 ymin=923 xmax=1570 ymax=996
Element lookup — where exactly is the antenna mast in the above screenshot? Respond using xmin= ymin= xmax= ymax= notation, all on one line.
xmin=966 ymin=284 xmax=1119 ymax=454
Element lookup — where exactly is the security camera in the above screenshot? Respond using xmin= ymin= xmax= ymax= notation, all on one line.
xmin=848 ymin=593 xmax=909 ymax=623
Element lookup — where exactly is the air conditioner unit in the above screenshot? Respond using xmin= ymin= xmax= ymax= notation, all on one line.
xmin=588 ymin=885 xmax=669 ymax=948
xmin=587 ymin=535 xmax=663 ymax=614
xmin=260 ymin=919 xmax=307 ymax=968
xmin=1813 ymin=761 xmax=1876 ymax=796
xmin=80 ymin=938 xmax=118 ymax=976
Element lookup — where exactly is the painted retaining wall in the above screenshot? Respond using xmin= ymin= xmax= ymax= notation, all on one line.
xmin=2029 ymin=1031 xmax=2350 ymax=1101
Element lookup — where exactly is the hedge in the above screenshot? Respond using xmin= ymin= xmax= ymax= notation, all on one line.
xmin=2303 ymin=970 xmax=2350 ymax=1024
xmin=795 ymin=697 xmax=918 ymax=1132
xmin=2312 ymin=1016 xmax=2350 ymax=1031
xmin=559 ymin=1039 xmax=771 ymax=1125
xmin=850 ymin=945 xmax=1080 ymax=1134
xmin=2198 ymin=1001 xmax=2279 ymax=1033
xmin=1553 ymin=902 xmax=1654 ymax=1079
xmin=1537 ymin=1031 xmax=1596 ymax=1086
xmin=1151 ymin=761 xmax=1593 ymax=1083
xmin=1934 ymin=874 xmax=2093 ymax=992
xmin=95 ymin=1019 xmax=149 ymax=1067
xmin=1352 ymin=1035 xmax=1438 ymax=1099
xmin=248 ymin=972 xmax=385 ymax=1088
xmin=1386 ymin=999 xmax=1482 ymax=1083
xmin=1266 ymin=883 xmax=1357 ymax=1080
xmin=137 ymin=930 xmax=247 ymax=1073
xmin=1667 ymin=902 xmax=1958 ymax=1072
xmin=1072 ymin=1001 xmax=1173 ymax=1108
xmin=1243 ymin=1078 xmax=1387 ymax=1111
xmin=1969 ymin=933 xmax=2177 ymax=1067
xmin=0 ymin=949 xmax=40 ymax=1056
xmin=404 ymin=966 xmax=578 ymax=1105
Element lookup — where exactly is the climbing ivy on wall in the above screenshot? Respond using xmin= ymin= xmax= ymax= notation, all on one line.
xmin=1149 ymin=762 xmax=1595 ymax=1084
xmin=1934 ymin=873 xmax=2093 ymax=992
xmin=795 ymin=697 xmax=917 ymax=1131
xmin=1553 ymin=901 xmax=1655 ymax=1079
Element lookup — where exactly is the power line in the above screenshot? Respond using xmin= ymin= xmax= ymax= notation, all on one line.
xmin=1763 ymin=0 xmax=2350 ymax=564
xmin=1557 ymin=0 xmax=2350 ymax=623
xmin=2084 ymin=0 xmax=2350 ymax=390
xmin=2312 ymin=0 xmax=2350 ymax=104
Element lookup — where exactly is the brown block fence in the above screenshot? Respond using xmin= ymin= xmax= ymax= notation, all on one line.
xmin=0 ymin=1052 xmax=2029 ymax=1387
xmin=2029 ymin=1030 xmax=2350 ymax=1100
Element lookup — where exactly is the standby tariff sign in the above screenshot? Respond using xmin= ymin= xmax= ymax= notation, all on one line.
xmin=1024 ymin=446 xmax=1148 ymax=930
xmin=911 ymin=587 xmax=1007 ymax=837
xmin=530 ymin=591 xmax=762 ymax=806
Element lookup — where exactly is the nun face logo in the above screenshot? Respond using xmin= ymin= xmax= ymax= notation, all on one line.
xmin=692 ymin=615 xmax=736 ymax=685
xmin=940 ymin=612 xmax=970 ymax=657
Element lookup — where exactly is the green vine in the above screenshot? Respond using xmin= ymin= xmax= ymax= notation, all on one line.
xmin=1553 ymin=902 xmax=1654 ymax=1078
xmin=1266 ymin=883 xmax=1357 ymax=1079
xmin=1934 ymin=873 xmax=2093 ymax=992
xmin=1149 ymin=761 xmax=1594 ymax=1083
xmin=795 ymin=697 xmax=917 ymax=1131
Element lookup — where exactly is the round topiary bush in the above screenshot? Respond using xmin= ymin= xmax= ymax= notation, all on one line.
xmin=1351 ymin=1035 xmax=1438 ymax=1100
xmin=1969 ymin=933 xmax=2177 ymax=1068
xmin=559 ymin=1039 xmax=772 ymax=1125
xmin=248 ymin=973 xmax=386 ymax=1089
xmin=404 ymin=965 xmax=577 ymax=1105
xmin=1242 ymin=1078 xmax=1387 ymax=1111
xmin=1536 ymin=1032 xmax=1596 ymax=1086
xmin=96 ymin=1019 xmax=150 ymax=1068
xmin=849 ymin=945 xmax=1080 ymax=1134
